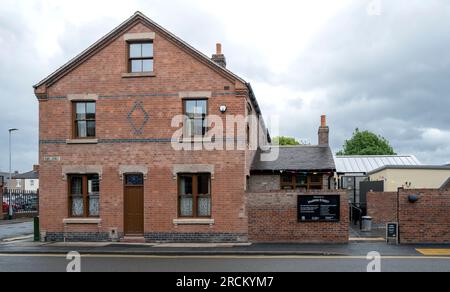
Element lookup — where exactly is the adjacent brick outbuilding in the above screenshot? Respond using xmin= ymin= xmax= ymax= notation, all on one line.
xmin=247 ymin=191 xmax=349 ymax=243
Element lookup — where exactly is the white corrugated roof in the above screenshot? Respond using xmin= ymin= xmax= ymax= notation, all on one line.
xmin=334 ymin=155 xmax=422 ymax=174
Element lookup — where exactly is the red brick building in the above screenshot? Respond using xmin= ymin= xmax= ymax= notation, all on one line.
xmin=34 ymin=12 xmax=346 ymax=243
xmin=34 ymin=12 xmax=266 ymax=242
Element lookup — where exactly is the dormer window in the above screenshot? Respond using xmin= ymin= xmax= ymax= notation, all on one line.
xmin=128 ymin=42 xmax=154 ymax=73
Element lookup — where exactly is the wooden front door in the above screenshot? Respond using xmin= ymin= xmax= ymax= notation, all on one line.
xmin=124 ymin=174 xmax=144 ymax=236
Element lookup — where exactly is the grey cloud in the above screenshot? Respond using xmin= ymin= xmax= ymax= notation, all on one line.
xmin=262 ymin=0 xmax=450 ymax=164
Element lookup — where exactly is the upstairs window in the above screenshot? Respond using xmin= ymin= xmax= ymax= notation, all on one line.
xmin=73 ymin=102 xmax=96 ymax=138
xmin=183 ymin=99 xmax=208 ymax=138
xmin=128 ymin=42 xmax=154 ymax=73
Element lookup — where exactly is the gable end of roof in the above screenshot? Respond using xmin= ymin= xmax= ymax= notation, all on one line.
xmin=33 ymin=11 xmax=247 ymax=92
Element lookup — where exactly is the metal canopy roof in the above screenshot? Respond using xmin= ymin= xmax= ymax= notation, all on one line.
xmin=335 ymin=155 xmax=422 ymax=174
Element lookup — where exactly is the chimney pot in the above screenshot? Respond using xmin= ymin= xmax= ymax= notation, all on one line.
xmin=321 ymin=115 xmax=327 ymax=127
xmin=216 ymin=43 xmax=222 ymax=55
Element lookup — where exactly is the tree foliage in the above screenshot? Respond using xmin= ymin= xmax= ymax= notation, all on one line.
xmin=337 ymin=128 xmax=396 ymax=156
xmin=272 ymin=136 xmax=300 ymax=146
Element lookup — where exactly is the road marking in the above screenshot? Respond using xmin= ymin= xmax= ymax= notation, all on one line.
xmin=2 ymin=235 xmax=33 ymax=242
xmin=416 ymin=249 xmax=450 ymax=256
xmin=0 ymin=254 xmax=450 ymax=260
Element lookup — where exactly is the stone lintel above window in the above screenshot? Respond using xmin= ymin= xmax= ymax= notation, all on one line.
xmin=118 ymin=165 xmax=149 ymax=180
xmin=178 ymin=91 xmax=212 ymax=99
xmin=172 ymin=164 xmax=215 ymax=180
xmin=124 ymin=32 xmax=156 ymax=41
xmin=67 ymin=94 xmax=99 ymax=101
xmin=62 ymin=165 xmax=103 ymax=180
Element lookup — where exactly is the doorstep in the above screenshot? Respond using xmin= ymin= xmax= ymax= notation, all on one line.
xmin=121 ymin=236 xmax=146 ymax=244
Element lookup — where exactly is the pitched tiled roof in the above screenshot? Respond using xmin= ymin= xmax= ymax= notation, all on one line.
xmin=33 ymin=11 xmax=263 ymax=116
xmin=13 ymin=171 xmax=39 ymax=180
xmin=251 ymin=146 xmax=336 ymax=172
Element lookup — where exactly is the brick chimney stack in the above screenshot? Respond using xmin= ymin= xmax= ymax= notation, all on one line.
xmin=318 ymin=115 xmax=329 ymax=146
xmin=212 ymin=43 xmax=227 ymax=68
xmin=33 ymin=165 xmax=40 ymax=173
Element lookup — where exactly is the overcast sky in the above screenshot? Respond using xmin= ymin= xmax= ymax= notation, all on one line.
xmin=0 ymin=0 xmax=449 ymax=172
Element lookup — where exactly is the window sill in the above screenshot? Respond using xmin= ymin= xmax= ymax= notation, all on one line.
xmin=178 ymin=137 xmax=213 ymax=143
xmin=63 ymin=218 xmax=102 ymax=225
xmin=173 ymin=219 xmax=215 ymax=226
xmin=122 ymin=72 xmax=156 ymax=78
xmin=66 ymin=139 xmax=98 ymax=145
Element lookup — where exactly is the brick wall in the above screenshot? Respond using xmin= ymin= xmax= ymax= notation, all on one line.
xmin=0 ymin=184 xmax=3 ymax=220
xmin=399 ymin=189 xmax=450 ymax=244
xmin=248 ymin=175 xmax=280 ymax=192
xmin=247 ymin=191 xmax=348 ymax=243
xmin=367 ymin=191 xmax=398 ymax=226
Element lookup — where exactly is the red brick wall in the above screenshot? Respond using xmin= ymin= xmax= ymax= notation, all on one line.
xmin=367 ymin=191 xmax=398 ymax=225
xmin=399 ymin=189 xmax=450 ymax=244
xmin=247 ymin=191 xmax=348 ymax=243
xmin=0 ymin=184 xmax=3 ymax=220
xmin=36 ymin=20 xmax=252 ymax=241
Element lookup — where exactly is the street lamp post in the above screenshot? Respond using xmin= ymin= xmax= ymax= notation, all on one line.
xmin=8 ymin=128 xmax=18 ymax=220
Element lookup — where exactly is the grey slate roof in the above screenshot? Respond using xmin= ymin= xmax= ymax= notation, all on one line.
xmin=13 ymin=171 xmax=39 ymax=180
xmin=335 ymin=155 xmax=422 ymax=174
xmin=251 ymin=146 xmax=336 ymax=172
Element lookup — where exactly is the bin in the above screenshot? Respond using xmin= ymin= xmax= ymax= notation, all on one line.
xmin=362 ymin=216 xmax=373 ymax=232
xmin=34 ymin=216 xmax=40 ymax=242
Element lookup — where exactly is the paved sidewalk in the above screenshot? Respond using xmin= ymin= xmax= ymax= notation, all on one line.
xmin=0 ymin=220 xmax=33 ymax=241
xmin=1 ymin=240 xmax=449 ymax=257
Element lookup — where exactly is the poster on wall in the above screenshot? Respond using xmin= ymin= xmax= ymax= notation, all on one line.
xmin=298 ymin=195 xmax=340 ymax=222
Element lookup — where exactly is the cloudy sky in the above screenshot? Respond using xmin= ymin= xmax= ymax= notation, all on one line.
xmin=0 ymin=0 xmax=449 ymax=172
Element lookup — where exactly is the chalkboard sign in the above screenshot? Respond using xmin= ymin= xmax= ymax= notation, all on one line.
xmin=298 ymin=195 xmax=340 ymax=222
xmin=387 ymin=223 xmax=398 ymax=238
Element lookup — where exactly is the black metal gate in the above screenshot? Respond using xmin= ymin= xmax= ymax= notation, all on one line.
xmin=2 ymin=188 xmax=39 ymax=218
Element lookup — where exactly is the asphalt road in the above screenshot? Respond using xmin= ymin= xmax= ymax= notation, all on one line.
xmin=1 ymin=254 xmax=449 ymax=272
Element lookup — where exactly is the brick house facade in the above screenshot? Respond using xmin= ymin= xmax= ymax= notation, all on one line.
xmin=34 ymin=12 xmax=265 ymax=242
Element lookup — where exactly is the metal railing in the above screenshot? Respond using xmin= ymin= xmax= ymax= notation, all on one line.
xmin=2 ymin=188 xmax=39 ymax=217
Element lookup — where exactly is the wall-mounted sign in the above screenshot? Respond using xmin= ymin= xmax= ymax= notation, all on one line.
xmin=44 ymin=156 xmax=61 ymax=162
xmin=298 ymin=195 xmax=340 ymax=222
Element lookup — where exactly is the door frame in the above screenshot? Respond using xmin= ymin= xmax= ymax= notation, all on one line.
xmin=123 ymin=173 xmax=144 ymax=236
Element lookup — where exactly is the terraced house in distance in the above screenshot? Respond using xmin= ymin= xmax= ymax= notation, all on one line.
xmin=34 ymin=12 xmax=269 ymax=243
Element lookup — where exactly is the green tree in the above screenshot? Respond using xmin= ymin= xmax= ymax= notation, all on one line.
xmin=272 ymin=136 xmax=300 ymax=146
xmin=337 ymin=128 xmax=396 ymax=155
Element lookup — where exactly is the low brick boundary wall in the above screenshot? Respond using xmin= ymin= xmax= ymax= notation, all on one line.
xmin=399 ymin=189 xmax=450 ymax=244
xmin=367 ymin=191 xmax=398 ymax=226
xmin=0 ymin=184 xmax=3 ymax=220
xmin=247 ymin=191 xmax=348 ymax=243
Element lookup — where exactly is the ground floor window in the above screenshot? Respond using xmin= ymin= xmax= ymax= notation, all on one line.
xmin=178 ymin=173 xmax=211 ymax=218
xmin=280 ymin=173 xmax=324 ymax=190
xmin=68 ymin=174 xmax=100 ymax=218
